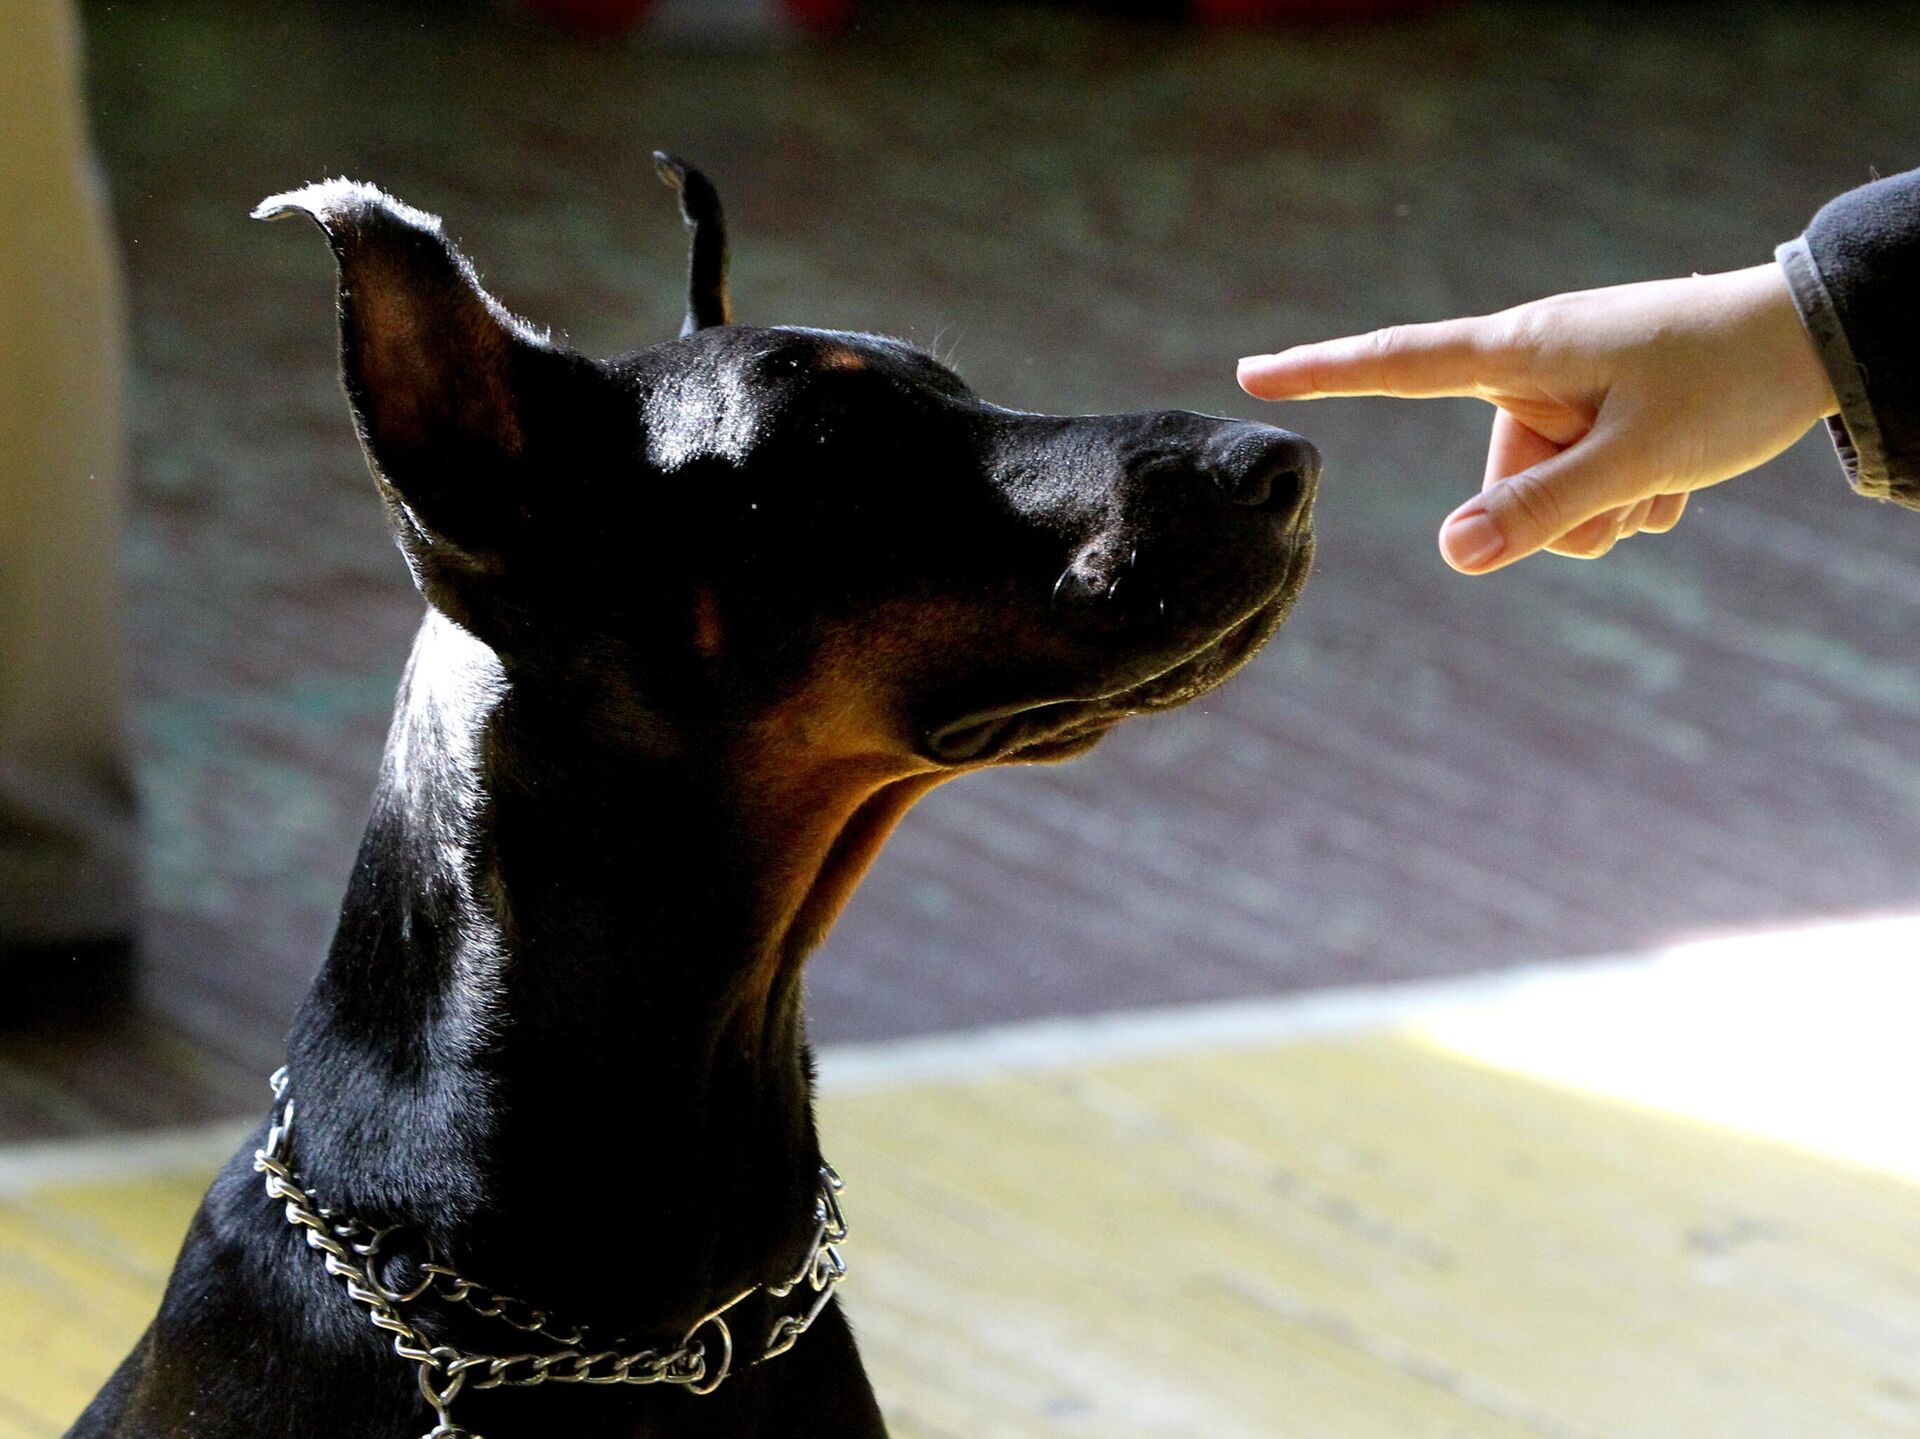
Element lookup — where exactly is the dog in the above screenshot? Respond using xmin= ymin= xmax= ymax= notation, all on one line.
xmin=71 ymin=155 xmax=1318 ymax=1439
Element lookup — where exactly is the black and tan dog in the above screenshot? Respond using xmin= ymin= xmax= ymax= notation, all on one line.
xmin=72 ymin=156 xmax=1317 ymax=1439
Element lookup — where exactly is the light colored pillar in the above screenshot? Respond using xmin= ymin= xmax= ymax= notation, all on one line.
xmin=0 ymin=0 xmax=136 ymax=947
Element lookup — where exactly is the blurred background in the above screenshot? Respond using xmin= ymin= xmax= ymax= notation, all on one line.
xmin=8 ymin=0 xmax=1920 ymax=1131
xmin=4 ymin=4 xmax=1920 ymax=1434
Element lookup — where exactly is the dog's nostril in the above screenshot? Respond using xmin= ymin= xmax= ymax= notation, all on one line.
xmin=1260 ymin=460 xmax=1305 ymax=517
xmin=1213 ymin=429 xmax=1321 ymax=515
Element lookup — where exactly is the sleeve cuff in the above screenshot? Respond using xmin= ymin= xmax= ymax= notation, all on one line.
xmin=1775 ymin=236 xmax=1898 ymax=502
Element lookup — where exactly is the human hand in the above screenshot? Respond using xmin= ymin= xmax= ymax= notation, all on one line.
xmin=1237 ymin=263 xmax=1840 ymax=573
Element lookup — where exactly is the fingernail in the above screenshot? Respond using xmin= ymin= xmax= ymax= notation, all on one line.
xmin=1441 ymin=507 xmax=1506 ymax=571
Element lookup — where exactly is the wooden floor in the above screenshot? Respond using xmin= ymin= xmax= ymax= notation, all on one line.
xmin=8 ymin=933 xmax=1917 ymax=1438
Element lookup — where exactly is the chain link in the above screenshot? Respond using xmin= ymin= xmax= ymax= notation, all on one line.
xmin=253 ymin=1067 xmax=848 ymax=1438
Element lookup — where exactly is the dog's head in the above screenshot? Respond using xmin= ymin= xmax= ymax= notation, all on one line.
xmin=258 ymin=159 xmax=1316 ymax=776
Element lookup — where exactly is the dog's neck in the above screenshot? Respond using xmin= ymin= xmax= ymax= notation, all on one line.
xmin=283 ymin=610 xmax=922 ymax=1339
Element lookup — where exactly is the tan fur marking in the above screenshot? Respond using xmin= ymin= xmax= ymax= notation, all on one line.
xmin=692 ymin=588 xmax=725 ymax=659
xmin=720 ymin=626 xmax=944 ymax=1043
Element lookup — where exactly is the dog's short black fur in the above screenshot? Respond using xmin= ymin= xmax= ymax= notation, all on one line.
xmin=72 ymin=158 xmax=1317 ymax=1439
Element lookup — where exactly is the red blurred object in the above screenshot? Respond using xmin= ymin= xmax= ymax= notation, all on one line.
xmin=779 ymin=0 xmax=853 ymax=26
xmin=1193 ymin=0 xmax=1447 ymax=19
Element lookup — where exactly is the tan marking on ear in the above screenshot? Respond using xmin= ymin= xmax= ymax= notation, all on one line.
xmin=357 ymin=285 xmax=427 ymax=452
xmin=351 ymin=251 xmax=524 ymax=464
xmin=692 ymin=588 xmax=725 ymax=659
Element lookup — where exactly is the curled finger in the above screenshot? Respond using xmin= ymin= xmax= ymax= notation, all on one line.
xmin=1642 ymin=493 xmax=1689 ymax=533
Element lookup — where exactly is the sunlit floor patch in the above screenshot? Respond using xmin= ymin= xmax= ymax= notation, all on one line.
xmin=1412 ymin=913 xmax=1920 ymax=1181
xmin=4 ymin=924 xmax=1918 ymax=1437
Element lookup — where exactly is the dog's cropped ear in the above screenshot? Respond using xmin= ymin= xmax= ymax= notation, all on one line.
xmin=254 ymin=180 xmax=594 ymax=561
xmin=653 ymin=152 xmax=732 ymax=337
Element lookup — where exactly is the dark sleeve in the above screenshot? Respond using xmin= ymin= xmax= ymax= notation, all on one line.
xmin=1775 ymin=168 xmax=1920 ymax=509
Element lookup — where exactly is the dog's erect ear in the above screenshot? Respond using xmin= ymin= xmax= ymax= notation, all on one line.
xmin=653 ymin=152 xmax=732 ymax=337
xmin=253 ymin=180 xmax=589 ymax=561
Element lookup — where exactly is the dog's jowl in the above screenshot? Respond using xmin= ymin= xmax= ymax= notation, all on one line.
xmin=71 ymin=157 xmax=1317 ymax=1439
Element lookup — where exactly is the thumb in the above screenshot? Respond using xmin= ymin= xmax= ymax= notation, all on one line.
xmin=1440 ymin=426 xmax=1641 ymax=574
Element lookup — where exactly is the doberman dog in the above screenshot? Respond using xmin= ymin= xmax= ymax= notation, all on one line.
xmin=71 ymin=156 xmax=1318 ymax=1439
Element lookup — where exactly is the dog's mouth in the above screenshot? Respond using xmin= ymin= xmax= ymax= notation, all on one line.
xmin=924 ymin=534 xmax=1313 ymax=765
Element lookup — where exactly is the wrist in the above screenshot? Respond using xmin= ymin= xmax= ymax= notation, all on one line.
xmin=1753 ymin=258 xmax=1841 ymax=421
xmin=1735 ymin=261 xmax=1835 ymax=424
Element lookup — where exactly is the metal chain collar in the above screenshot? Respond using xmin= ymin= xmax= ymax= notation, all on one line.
xmin=252 ymin=1067 xmax=848 ymax=1439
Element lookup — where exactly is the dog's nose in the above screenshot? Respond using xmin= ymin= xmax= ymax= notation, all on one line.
xmin=1206 ymin=424 xmax=1321 ymax=517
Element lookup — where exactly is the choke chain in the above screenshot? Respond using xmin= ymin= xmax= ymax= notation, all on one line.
xmin=253 ymin=1067 xmax=848 ymax=1438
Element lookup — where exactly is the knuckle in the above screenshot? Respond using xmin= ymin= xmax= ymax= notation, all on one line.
xmin=1365 ymin=325 xmax=1408 ymax=369
xmin=1299 ymin=352 xmax=1334 ymax=396
xmin=1551 ymin=531 xmax=1616 ymax=560
xmin=1504 ymin=300 xmax=1561 ymax=356
xmin=1497 ymin=469 xmax=1568 ymax=540
xmin=1646 ymin=495 xmax=1688 ymax=533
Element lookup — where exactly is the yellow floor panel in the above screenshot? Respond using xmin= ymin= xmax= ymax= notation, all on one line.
xmin=4 ymin=1033 xmax=1917 ymax=1437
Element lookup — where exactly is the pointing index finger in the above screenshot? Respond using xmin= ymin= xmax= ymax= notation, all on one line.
xmin=1237 ymin=316 xmax=1497 ymax=401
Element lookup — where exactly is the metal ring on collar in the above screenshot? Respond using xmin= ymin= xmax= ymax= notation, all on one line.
xmin=677 ymin=1288 xmax=752 ymax=1396
xmin=362 ymin=1226 xmax=438 ymax=1306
